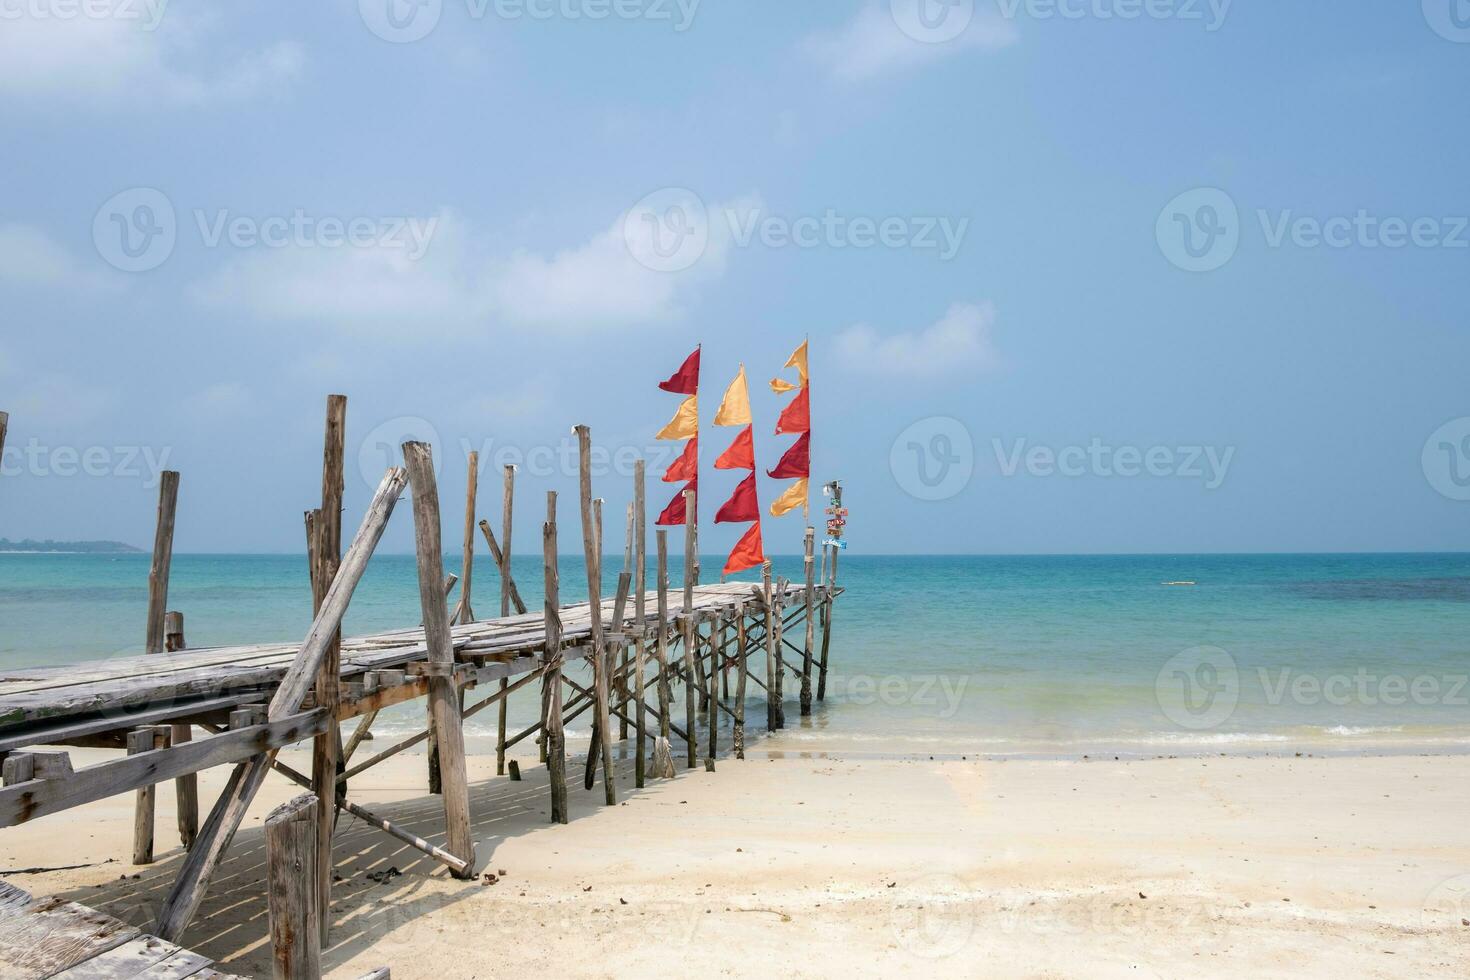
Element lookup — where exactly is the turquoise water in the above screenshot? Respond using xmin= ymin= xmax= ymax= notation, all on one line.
xmin=3 ymin=553 xmax=1469 ymax=757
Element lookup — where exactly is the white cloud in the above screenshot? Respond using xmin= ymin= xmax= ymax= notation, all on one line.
xmin=190 ymin=195 xmax=754 ymax=335
xmin=805 ymin=3 xmax=1017 ymax=83
xmin=0 ymin=3 xmax=303 ymax=105
xmin=836 ymin=301 xmax=1001 ymax=377
xmin=0 ymin=223 xmax=120 ymax=290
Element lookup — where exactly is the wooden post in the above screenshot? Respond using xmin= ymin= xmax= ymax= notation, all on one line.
xmin=403 ymin=442 xmax=476 ymax=878
xmin=265 ymin=793 xmax=320 ymax=980
xmin=575 ymin=427 xmax=616 ymax=804
xmin=0 ymin=411 xmax=7 ymax=464
xmin=681 ymin=487 xmax=698 ymax=769
xmin=140 ymin=472 xmax=179 ymax=862
xmin=155 ymin=467 xmax=407 ymax=943
xmin=818 ymin=544 xmax=838 ymax=702
xmin=651 ymin=530 xmax=675 ymax=778
xmin=619 ymin=503 xmax=633 ymax=741
xmin=145 ymin=471 xmax=179 ymax=655
xmin=633 ymin=461 xmax=647 ymax=788
xmin=128 ymin=727 xmax=167 ymax=864
xmin=543 ymin=491 xmax=568 ymax=823
xmin=494 ymin=465 xmax=514 ymax=775
xmin=311 ymin=392 xmax=346 ymax=947
xmin=708 ymin=612 xmax=723 ymax=764
xmin=762 ymin=563 xmax=777 ymax=732
xmin=801 ymin=528 xmax=816 ymax=716
xmin=162 ymin=612 xmax=198 ymax=850
xmin=733 ymin=608 xmax=748 ymax=759
xmin=458 ymin=451 xmax=478 ymax=624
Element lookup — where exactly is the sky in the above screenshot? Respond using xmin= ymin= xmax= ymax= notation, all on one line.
xmin=0 ymin=0 xmax=1468 ymax=556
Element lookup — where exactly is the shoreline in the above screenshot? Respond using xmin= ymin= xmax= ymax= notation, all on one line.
xmin=2 ymin=749 xmax=1465 ymax=977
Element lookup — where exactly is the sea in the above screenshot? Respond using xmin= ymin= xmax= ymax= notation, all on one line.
xmin=3 ymin=552 xmax=1469 ymax=759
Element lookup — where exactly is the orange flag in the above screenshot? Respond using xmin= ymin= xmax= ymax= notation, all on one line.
xmin=713 ymin=365 xmax=752 ymax=427
xmin=663 ymin=437 xmax=697 ymax=483
xmin=657 ymin=395 xmax=698 ymax=441
xmin=769 ymin=477 xmax=808 ymax=517
xmin=774 ymin=387 xmax=810 ymax=435
xmin=723 ymin=521 xmax=766 ymax=576
xmin=715 ymin=426 xmax=755 ymax=471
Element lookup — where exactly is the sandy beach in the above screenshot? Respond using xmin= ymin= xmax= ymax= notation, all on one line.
xmin=1 ymin=747 xmax=1465 ymax=978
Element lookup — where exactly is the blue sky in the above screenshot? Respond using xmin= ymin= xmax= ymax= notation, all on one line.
xmin=1 ymin=0 xmax=1467 ymax=555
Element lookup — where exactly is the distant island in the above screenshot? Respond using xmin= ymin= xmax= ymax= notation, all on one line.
xmin=0 ymin=538 xmax=143 ymax=554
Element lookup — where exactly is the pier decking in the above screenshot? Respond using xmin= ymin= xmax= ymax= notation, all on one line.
xmin=0 ymin=398 xmax=843 ymax=976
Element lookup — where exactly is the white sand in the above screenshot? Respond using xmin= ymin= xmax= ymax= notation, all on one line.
xmin=2 ymin=749 xmax=1467 ymax=978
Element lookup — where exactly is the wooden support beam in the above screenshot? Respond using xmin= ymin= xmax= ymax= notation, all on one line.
xmin=818 ymin=545 xmax=838 ymax=702
xmin=681 ymin=487 xmax=698 ymax=770
xmin=708 ymin=612 xmax=723 ymax=765
xmin=403 ymin=441 xmax=476 ymax=880
xmin=145 ymin=471 xmax=179 ymax=656
xmin=476 ymin=520 xmax=527 ymax=615
xmin=542 ymin=490 xmax=568 ymax=824
xmin=265 ymin=793 xmax=320 ymax=980
xmin=457 ymin=451 xmax=478 ymax=625
xmin=632 ymin=460 xmax=648 ymax=788
xmin=801 ymin=528 xmax=816 ymax=716
xmin=575 ymin=426 xmax=616 ymax=805
xmin=496 ymin=464 xmax=514 ymax=776
xmin=762 ymin=563 xmax=777 ymax=733
xmin=155 ymin=466 xmax=407 ymax=943
xmin=160 ymin=611 xmax=200 ymax=852
xmin=734 ymin=608 xmax=749 ymax=759
xmin=128 ymin=726 xmax=169 ymax=865
xmin=311 ymin=392 xmax=346 ymax=947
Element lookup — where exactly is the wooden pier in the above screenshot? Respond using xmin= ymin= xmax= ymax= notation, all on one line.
xmin=0 ymin=396 xmax=843 ymax=975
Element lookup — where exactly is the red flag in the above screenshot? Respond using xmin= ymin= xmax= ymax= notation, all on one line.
xmin=766 ymin=431 xmax=809 ymax=479
xmin=663 ymin=437 xmax=697 ymax=483
xmin=774 ymin=387 xmax=810 ymax=435
xmin=723 ymin=521 xmax=765 ymax=576
xmin=656 ymin=480 xmax=695 ymax=526
xmin=658 ymin=347 xmax=701 ymax=395
xmin=714 ymin=473 xmax=759 ymax=524
xmin=714 ymin=426 xmax=755 ymax=471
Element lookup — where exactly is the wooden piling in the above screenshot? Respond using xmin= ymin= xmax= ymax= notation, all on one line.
xmin=618 ymin=502 xmax=633 ymax=742
xmin=762 ymin=563 xmax=777 ymax=732
xmin=801 ymin=528 xmax=815 ymax=716
xmin=458 ymin=451 xmax=478 ymax=624
xmin=733 ymin=608 xmax=748 ymax=759
xmin=543 ymin=491 xmax=568 ymax=824
xmin=651 ymin=530 xmax=675 ymax=779
xmin=633 ymin=461 xmax=647 ymax=788
xmin=161 ymin=612 xmax=198 ymax=851
xmin=264 ymin=793 xmax=320 ymax=980
xmin=497 ymin=465 xmax=514 ymax=776
xmin=402 ymin=442 xmax=476 ymax=878
xmin=708 ymin=612 xmax=723 ymax=763
xmin=681 ymin=487 xmax=698 ymax=769
xmin=128 ymin=726 xmax=167 ymax=864
xmin=818 ymin=543 xmax=838 ymax=702
xmin=575 ymin=426 xmax=616 ymax=804
xmin=145 ymin=471 xmax=179 ymax=656
xmin=310 ymin=392 xmax=346 ymax=945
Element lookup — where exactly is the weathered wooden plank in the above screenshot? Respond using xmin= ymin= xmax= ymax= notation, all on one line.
xmin=52 ymin=934 xmax=203 ymax=979
xmin=0 ymin=898 xmax=139 ymax=978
